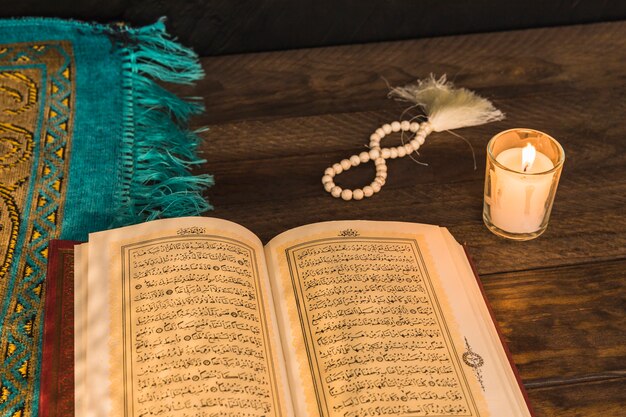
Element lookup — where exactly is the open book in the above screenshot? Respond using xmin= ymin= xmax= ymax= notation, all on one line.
xmin=60 ymin=217 xmax=533 ymax=417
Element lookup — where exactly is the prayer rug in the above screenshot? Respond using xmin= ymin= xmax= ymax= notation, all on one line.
xmin=0 ymin=17 xmax=212 ymax=417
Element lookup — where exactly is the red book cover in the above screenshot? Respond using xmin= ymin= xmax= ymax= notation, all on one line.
xmin=40 ymin=240 xmax=77 ymax=417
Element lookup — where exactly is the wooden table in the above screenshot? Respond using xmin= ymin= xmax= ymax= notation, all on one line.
xmin=181 ymin=20 xmax=626 ymax=416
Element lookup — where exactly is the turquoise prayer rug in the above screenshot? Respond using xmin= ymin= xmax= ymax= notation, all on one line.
xmin=0 ymin=18 xmax=212 ymax=417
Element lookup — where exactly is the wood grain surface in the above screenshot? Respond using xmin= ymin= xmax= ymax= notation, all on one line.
xmin=178 ymin=21 xmax=626 ymax=416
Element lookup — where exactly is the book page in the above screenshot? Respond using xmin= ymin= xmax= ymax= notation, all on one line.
xmin=83 ymin=217 xmax=293 ymax=417
xmin=265 ymin=221 xmax=529 ymax=417
xmin=440 ymin=229 xmax=532 ymax=416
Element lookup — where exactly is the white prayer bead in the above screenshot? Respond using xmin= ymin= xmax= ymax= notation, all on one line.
xmin=322 ymin=118 xmax=437 ymax=201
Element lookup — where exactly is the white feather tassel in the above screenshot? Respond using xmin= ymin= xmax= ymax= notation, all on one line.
xmin=321 ymin=75 xmax=505 ymax=201
xmin=388 ymin=74 xmax=504 ymax=132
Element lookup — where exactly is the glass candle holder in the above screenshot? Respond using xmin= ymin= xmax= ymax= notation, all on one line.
xmin=483 ymin=128 xmax=565 ymax=240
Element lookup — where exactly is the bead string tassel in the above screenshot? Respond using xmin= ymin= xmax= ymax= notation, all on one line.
xmin=322 ymin=74 xmax=504 ymax=200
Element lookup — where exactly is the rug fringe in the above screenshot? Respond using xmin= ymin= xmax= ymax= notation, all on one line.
xmin=113 ymin=18 xmax=213 ymax=226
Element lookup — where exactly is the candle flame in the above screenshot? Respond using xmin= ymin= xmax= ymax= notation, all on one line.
xmin=522 ymin=143 xmax=536 ymax=172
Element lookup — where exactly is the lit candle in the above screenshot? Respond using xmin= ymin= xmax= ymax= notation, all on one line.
xmin=489 ymin=144 xmax=554 ymax=233
xmin=484 ymin=129 xmax=564 ymax=240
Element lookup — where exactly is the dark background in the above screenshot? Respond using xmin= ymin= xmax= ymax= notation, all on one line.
xmin=2 ymin=0 xmax=626 ymax=56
